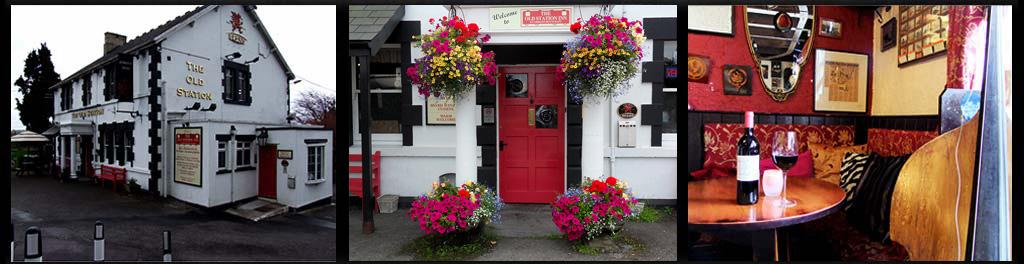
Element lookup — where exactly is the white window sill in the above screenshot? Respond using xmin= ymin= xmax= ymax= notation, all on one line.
xmin=306 ymin=178 xmax=326 ymax=185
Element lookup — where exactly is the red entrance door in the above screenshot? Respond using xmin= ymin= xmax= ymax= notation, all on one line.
xmin=259 ymin=145 xmax=277 ymax=198
xmin=499 ymin=66 xmax=565 ymax=204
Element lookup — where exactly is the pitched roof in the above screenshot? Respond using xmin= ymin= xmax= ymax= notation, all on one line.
xmin=348 ymin=5 xmax=404 ymax=56
xmin=49 ymin=5 xmax=295 ymax=90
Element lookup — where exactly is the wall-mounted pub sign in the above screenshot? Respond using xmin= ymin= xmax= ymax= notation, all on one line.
xmin=227 ymin=11 xmax=247 ymax=45
xmin=426 ymin=95 xmax=456 ymax=125
xmin=174 ymin=127 xmax=203 ymax=187
xmin=618 ymin=103 xmax=638 ymax=119
xmin=490 ymin=6 xmax=572 ymax=31
xmin=72 ymin=108 xmax=104 ymax=119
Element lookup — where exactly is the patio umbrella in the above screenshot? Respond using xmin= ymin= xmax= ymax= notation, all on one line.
xmin=11 ymin=131 xmax=50 ymax=143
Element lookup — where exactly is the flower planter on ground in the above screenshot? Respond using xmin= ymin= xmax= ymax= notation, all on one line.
xmin=551 ymin=176 xmax=639 ymax=247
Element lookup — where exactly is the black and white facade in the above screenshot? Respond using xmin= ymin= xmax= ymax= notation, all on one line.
xmin=349 ymin=5 xmax=677 ymax=204
xmin=50 ymin=5 xmax=333 ymax=209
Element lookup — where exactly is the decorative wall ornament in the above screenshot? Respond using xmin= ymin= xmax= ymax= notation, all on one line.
xmin=723 ymin=64 xmax=752 ymax=96
xmin=687 ymin=54 xmax=711 ymax=83
xmin=743 ymin=5 xmax=815 ymax=102
xmin=814 ymin=49 xmax=868 ymax=113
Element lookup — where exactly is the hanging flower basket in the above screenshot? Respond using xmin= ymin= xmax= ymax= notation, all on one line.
xmin=406 ymin=16 xmax=498 ymax=101
xmin=557 ymin=14 xmax=646 ymax=103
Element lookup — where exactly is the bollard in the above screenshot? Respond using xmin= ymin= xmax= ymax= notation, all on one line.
xmin=10 ymin=223 xmax=13 ymax=263
xmin=94 ymin=221 xmax=104 ymax=262
xmin=162 ymin=231 xmax=171 ymax=262
xmin=25 ymin=226 xmax=41 ymax=262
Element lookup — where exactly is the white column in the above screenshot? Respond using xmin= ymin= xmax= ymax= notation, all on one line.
xmin=581 ymin=97 xmax=608 ymax=181
xmin=70 ymin=136 xmax=78 ymax=179
xmin=454 ymin=88 xmax=478 ymax=185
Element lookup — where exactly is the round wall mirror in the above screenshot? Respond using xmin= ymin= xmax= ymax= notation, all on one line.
xmin=743 ymin=5 xmax=815 ymax=102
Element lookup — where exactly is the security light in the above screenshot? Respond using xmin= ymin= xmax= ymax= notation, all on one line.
xmin=224 ymin=52 xmax=242 ymax=60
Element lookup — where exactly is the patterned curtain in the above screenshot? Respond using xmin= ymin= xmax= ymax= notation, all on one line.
xmin=945 ymin=6 xmax=988 ymax=91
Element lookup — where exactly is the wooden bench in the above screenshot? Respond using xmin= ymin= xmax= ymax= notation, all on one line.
xmin=98 ymin=165 xmax=127 ymax=193
xmin=349 ymin=150 xmax=381 ymax=213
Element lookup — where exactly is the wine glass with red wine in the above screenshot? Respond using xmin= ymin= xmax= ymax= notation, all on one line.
xmin=772 ymin=131 xmax=799 ymax=207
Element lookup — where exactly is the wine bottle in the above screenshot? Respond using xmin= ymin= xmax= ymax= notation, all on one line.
xmin=736 ymin=111 xmax=760 ymax=205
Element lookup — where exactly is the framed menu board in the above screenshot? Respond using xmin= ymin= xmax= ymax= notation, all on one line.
xmin=897 ymin=5 xmax=949 ymax=66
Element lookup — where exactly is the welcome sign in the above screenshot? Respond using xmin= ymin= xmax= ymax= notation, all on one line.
xmin=490 ymin=6 xmax=572 ymax=31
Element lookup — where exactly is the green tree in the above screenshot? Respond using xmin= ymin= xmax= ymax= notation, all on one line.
xmin=14 ymin=43 xmax=61 ymax=133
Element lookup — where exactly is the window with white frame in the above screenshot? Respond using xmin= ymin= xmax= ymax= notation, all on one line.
xmin=236 ymin=141 xmax=253 ymax=167
xmin=307 ymin=145 xmax=324 ymax=182
xmin=217 ymin=141 xmax=228 ymax=169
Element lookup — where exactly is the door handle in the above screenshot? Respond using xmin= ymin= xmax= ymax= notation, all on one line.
xmin=500 ymin=141 xmax=507 ymax=151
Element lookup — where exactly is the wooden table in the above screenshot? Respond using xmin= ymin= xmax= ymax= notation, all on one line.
xmin=688 ymin=176 xmax=845 ymax=260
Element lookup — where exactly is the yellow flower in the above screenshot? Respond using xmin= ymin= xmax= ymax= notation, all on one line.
xmin=471 ymin=195 xmax=477 ymax=203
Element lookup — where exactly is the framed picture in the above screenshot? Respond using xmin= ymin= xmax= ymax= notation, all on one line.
xmin=819 ymin=18 xmax=842 ymax=38
xmin=687 ymin=54 xmax=711 ymax=83
xmin=881 ymin=18 xmax=896 ymax=51
xmin=814 ymin=49 xmax=868 ymax=113
xmin=687 ymin=6 xmax=733 ymax=36
xmin=722 ymin=64 xmax=752 ymax=96
xmin=897 ymin=5 xmax=949 ymax=66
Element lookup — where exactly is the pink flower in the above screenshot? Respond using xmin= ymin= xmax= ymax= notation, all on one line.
xmin=481 ymin=34 xmax=491 ymax=43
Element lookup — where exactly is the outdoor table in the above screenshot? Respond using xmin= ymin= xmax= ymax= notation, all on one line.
xmin=688 ymin=176 xmax=845 ymax=261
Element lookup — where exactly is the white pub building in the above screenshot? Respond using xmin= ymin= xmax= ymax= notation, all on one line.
xmin=50 ymin=5 xmax=333 ymax=209
xmin=348 ymin=5 xmax=677 ymax=205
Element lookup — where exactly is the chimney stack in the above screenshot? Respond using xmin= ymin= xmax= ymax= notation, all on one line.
xmin=103 ymin=32 xmax=127 ymax=54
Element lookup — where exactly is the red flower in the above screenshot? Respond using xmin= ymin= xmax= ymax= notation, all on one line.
xmin=606 ymin=176 xmax=617 ymax=186
xmin=635 ymin=27 xmax=643 ymax=34
xmin=570 ymin=22 xmax=582 ymax=34
xmin=468 ymin=23 xmax=479 ymax=32
xmin=590 ymin=180 xmax=607 ymax=193
xmin=458 ymin=189 xmax=470 ymax=198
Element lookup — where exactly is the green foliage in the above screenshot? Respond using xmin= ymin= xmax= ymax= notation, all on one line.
xmin=402 ymin=226 xmax=498 ymax=260
xmin=628 ymin=206 xmax=673 ymax=223
xmin=14 ymin=43 xmax=60 ymax=133
xmin=571 ymin=243 xmax=600 ymax=255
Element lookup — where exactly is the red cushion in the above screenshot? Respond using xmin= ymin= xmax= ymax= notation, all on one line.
xmin=689 ymin=164 xmax=736 ymax=181
xmin=759 ymin=151 xmax=814 ymax=178
xmin=702 ymin=123 xmax=855 ymax=171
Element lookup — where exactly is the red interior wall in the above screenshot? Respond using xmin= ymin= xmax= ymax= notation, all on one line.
xmin=688 ymin=6 xmax=874 ymax=115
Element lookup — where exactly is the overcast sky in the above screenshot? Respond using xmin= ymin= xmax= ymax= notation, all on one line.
xmin=10 ymin=5 xmax=337 ymax=130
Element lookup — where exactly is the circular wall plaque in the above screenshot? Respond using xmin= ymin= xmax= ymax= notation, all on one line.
xmin=618 ymin=103 xmax=638 ymax=119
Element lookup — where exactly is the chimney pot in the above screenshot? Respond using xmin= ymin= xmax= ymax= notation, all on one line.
xmin=104 ymin=32 xmax=127 ymax=54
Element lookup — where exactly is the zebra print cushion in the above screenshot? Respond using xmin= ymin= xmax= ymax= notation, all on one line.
xmin=839 ymin=152 xmax=870 ymax=210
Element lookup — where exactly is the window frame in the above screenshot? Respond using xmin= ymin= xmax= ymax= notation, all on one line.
xmin=82 ymin=77 xmax=92 ymax=106
xmin=659 ymin=39 xmax=678 ymax=147
xmin=235 ymin=141 xmax=253 ymax=168
xmin=222 ymin=60 xmax=252 ymax=106
xmin=306 ymin=144 xmax=325 ymax=183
